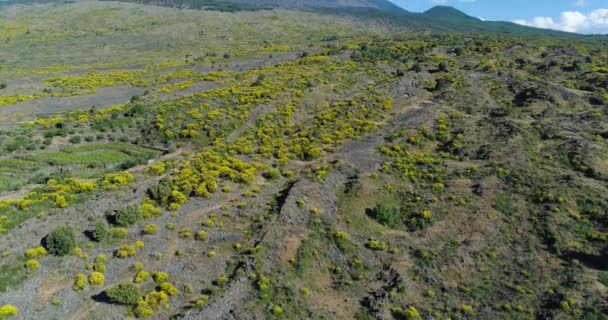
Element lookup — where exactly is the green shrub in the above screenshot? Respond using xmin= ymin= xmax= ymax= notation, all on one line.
xmin=45 ymin=226 xmax=77 ymax=256
xmin=93 ymin=220 xmax=110 ymax=242
xmin=495 ymin=192 xmax=513 ymax=215
xmin=262 ymin=168 xmax=280 ymax=180
xmin=371 ymin=204 xmax=401 ymax=228
xmin=115 ymin=206 xmax=141 ymax=227
xmin=105 ymin=283 xmax=140 ymax=305
xmin=600 ymin=271 xmax=608 ymax=287
xmin=69 ymin=136 xmax=81 ymax=144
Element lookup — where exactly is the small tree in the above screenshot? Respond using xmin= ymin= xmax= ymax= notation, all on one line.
xmin=106 ymin=283 xmax=140 ymax=305
xmin=45 ymin=226 xmax=77 ymax=256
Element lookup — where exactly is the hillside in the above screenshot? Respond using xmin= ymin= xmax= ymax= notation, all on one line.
xmin=109 ymin=0 xmax=577 ymax=36
xmin=0 ymin=1 xmax=607 ymax=320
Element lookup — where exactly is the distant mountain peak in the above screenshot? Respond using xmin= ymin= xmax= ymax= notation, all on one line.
xmin=423 ymin=5 xmax=480 ymax=21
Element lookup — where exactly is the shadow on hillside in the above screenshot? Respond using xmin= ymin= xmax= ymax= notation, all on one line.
xmin=91 ymin=291 xmax=111 ymax=304
xmin=562 ymin=249 xmax=608 ymax=270
xmin=83 ymin=230 xmax=96 ymax=242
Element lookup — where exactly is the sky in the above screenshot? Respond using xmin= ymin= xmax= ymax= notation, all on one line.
xmin=389 ymin=0 xmax=608 ymax=34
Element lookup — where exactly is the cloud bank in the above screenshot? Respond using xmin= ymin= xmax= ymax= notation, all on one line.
xmin=514 ymin=8 xmax=608 ymax=34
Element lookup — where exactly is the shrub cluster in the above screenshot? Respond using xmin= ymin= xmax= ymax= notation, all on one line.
xmin=45 ymin=226 xmax=77 ymax=256
xmin=106 ymin=283 xmax=140 ymax=305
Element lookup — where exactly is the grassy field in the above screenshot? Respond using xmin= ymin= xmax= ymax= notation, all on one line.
xmin=0 ymin=1 xmax=388 ymax=79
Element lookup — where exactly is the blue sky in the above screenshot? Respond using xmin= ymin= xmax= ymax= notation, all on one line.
xmin=389 ymin=0 xmax=608 ymax=34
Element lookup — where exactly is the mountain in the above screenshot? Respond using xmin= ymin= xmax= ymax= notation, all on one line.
xmin=119 ymin=0 xmax=578 ymax=37
xmin=338 ymin=4 xmax=580 ymax=37
xmin=416 ymin=5 xmax=572 ymax=36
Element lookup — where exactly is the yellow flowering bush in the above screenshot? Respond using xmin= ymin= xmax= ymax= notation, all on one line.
xmin=89 ymin=272 xmax=105 ymax=286
xmin=73 ymin=274 xmax=87 ymax=291
xmin=25 ymin=246 xmax=47 ymax=258
xmin=141 ymin=203 xmax=161 ymax=219
xmin=102 ymin=171 xmax=135 ymax=190
xmin=0 ymin=304 xmax=18 ymax=318
xmin=25 ymin=259 xmax=39 ymax=271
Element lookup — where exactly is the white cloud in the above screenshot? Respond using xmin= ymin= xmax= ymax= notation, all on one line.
xmin=514 ymin=8 xmax=608 ymax=34
xmin=575 ymin=0 xmax=586 ymax=6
